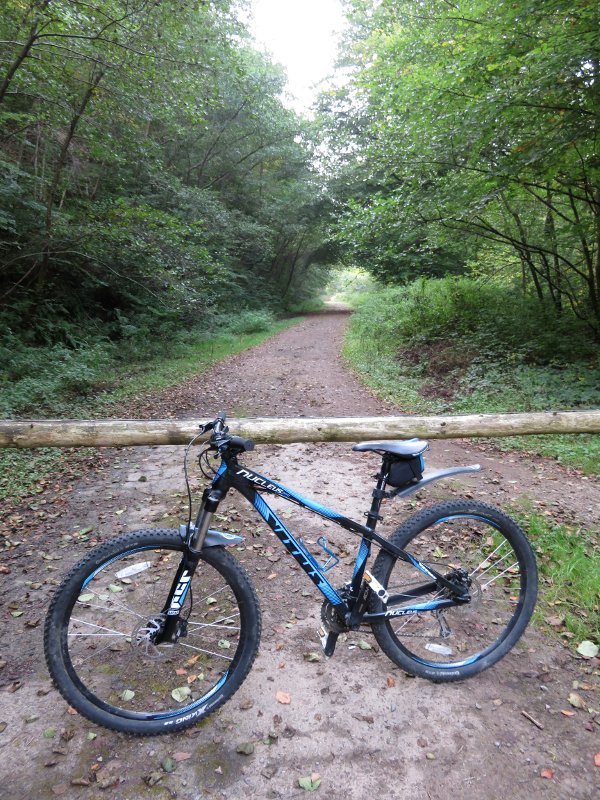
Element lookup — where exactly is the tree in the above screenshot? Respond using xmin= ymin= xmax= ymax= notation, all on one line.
xmin=325 ymin=0 xmax=600 ymax=335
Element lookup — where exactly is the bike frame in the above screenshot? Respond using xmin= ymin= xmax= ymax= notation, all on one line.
xmin=170 ymin=452 xmax=469 ymax=631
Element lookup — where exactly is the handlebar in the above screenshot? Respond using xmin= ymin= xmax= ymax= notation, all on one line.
xmin=199 ymin=412 xmax=254 ymax=454
xmin=199 ymin=411 xmax=228 ymax=437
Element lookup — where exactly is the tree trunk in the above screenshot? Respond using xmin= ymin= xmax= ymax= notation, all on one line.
xmin=35 ymin=69 xmax=105 ymax=293
xmin=2 ymin=411 xmax=600 ymax=448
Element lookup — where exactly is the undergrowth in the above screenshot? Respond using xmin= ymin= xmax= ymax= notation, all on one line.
xmin=344 ymin=277 xmax=600 ymax=477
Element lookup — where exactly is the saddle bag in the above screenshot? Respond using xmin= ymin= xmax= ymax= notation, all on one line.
xmin=387 ymin=456 xmax=424 ymax=488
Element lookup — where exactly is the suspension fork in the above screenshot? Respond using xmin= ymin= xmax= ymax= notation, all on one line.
xmin=156 ymin=549 xmax=201 ymax=643
xmin=156 ymin=482 xmax=227 ymax=644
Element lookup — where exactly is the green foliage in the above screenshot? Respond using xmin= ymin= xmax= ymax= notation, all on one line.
xmin=223 ymin=310 xmax=276 ymax=336
xmin=344 ymin=277 xmax=600 ymax=475
xmin=323 ymin=0 xmax=600 ymax=333
xmin=0 ymin=309 xmax=298 ymax=418
xmin=0 ymin=0 xmax=332 ymax=386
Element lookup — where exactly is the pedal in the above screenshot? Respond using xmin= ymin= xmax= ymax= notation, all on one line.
xmin=364 ymin=571 xmax=389 ymax=604
xmin=318 ymin=626 xmax=339 ymax=657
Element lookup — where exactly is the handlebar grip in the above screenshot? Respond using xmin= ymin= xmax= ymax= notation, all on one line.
xmin=214 ymin=411 xmax=227 ymax=433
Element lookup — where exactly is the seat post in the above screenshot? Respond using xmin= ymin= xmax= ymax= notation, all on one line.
xmin=365 ymin=456 xmax=390 ymax=530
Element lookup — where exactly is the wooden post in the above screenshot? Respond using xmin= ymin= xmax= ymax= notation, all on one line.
xmin=0 ymin=410 xmax=599 ymax=448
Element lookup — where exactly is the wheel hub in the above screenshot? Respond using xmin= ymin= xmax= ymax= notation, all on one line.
xmin=131 ymin=614 xmax=168 ymax=659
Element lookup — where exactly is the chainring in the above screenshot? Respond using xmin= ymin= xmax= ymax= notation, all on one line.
xmin=320 ymin=599 xmax=349 ymax=633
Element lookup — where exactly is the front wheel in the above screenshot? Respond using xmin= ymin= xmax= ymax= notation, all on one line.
xmin=369 ymin=500 xmax=537 ymax=681
xmin=44 ymin=529 xmax=261 ymax=735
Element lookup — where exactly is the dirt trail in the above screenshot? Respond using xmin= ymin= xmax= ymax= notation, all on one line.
xmin=0 ymin=312 xmax=598 ymax=800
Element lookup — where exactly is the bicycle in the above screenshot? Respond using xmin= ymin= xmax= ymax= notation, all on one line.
xmin=44 ymin=412 xmax=538 ymax=735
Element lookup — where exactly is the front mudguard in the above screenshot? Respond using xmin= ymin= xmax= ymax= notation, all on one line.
xmin=178 ymin=525 xmax=244 ymax=547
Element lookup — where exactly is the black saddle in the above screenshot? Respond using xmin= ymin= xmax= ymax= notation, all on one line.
xmin=352 ymin=439 xmax=428 ymax=459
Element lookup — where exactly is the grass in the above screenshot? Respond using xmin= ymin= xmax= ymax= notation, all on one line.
xmin=519 ymin=511 xmax=600 ymax=645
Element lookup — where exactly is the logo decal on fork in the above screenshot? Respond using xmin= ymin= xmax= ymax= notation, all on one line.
xmin=167 ymin=571 xmax=192 ymax=615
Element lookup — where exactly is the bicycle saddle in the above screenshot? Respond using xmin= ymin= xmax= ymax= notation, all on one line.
xmin=352 ymin=440 xmax=428 ymax=458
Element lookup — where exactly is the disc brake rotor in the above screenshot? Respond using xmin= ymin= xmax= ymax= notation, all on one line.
xmin=131 ymin=614 xmax=169 ymax=659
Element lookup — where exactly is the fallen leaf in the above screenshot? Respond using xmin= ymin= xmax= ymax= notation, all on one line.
xmin=120 ymin=689 xmax=135 ymax=702
xmin=70 ymin=778 xmax=91 ymax=787
xmin=175 ymin=668 xmax=187 ymax=676
xmin=544 ymin=615 xmax=564 ymax=627
xmin=540 ymin=768 xmax=554 ymax=780
xmin=298 ymin=774 xmax=321 ymax=791
xmin=236 ymin=742 xmax=255 ymax=755
xmin=594 ymin=753 xmax=600 ymax=767
xmin=239 ymin=699 xmax=254 ymax=710
xmin=576 ymin=640 xmax=599 ymax=659
xmin=387 ymin=675 xmax=396 ymax=688
xmin=43 ymin=728 xmax=57 ymax=739
xmin=303 ymin=652 xmax=321 ymax=663
xmin=162 ymin=756 xmax=176 ymax=773
xmin=66 ymin=706 xmax=77 ymax=716
xmin=171 ymin=686 xmax=192 ymax=703
xmin=276 ymin=691 xmax=291 ymax=705
xmin=173 ymin=752 xmax=192 ymax=762
xmin=51 ymin=784 xmax=68 ymax=796
xmin=568 ymin=692 xmax=587 ymax=710
xmin=560 ymin=710 xmax=576 ymax=717
xmin=217 ymin=639 xmax=231 ymax=649
xmin=357 ymin=640 xmax=372 ymax=650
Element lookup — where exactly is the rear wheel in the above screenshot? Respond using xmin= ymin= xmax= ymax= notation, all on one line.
xmin=369 ymin=500 xmax=537 ymax=681
xmin=44 ymin=529 xmax=261 ymax=734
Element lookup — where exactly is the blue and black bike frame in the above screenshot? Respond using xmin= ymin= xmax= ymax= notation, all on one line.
xmin=176 ymin=451 xmax=471 ymax=635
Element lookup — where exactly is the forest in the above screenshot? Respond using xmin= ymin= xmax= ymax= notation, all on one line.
xmin=1 ymin=0 xmax=599 ymax=431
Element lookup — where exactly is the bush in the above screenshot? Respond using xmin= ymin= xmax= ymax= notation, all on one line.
xmin=344 ymin=277 xmax=600 ymax=475
xmin=222 ymin=309 xmax=276 ymax=335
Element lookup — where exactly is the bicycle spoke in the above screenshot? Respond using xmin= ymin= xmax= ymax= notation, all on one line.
xmin=178 ymin=642 xmax=234 ymax=661
xmin=69 ymin=617 xmax=129 ymax=637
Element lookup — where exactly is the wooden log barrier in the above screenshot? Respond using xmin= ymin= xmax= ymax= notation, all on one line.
xmin=0 ymin=410 xmax=599 ymax=448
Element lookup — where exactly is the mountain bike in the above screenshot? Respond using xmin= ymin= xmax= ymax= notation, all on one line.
xmin=44 ymin=412 xmax=538 ymax=735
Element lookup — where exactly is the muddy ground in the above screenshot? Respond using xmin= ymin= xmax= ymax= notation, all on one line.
xmin=0 ymin=311 xmax=598 ymax=800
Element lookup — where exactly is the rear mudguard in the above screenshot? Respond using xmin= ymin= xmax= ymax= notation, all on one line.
xmin=178 ymin=525 xmax=244 ymax=547
xmin=396 ymin=464 xmax=481 ymax=498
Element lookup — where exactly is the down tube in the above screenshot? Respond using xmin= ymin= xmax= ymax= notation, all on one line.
xmin=251 ymin=491 xmax=345 ymax=608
